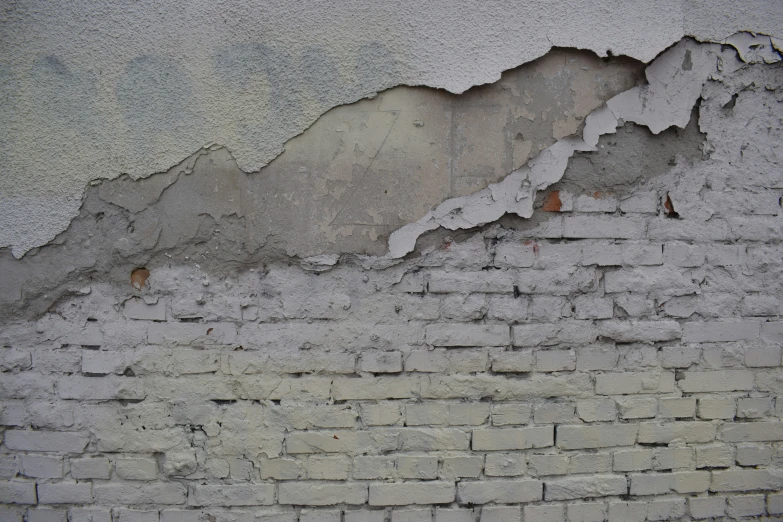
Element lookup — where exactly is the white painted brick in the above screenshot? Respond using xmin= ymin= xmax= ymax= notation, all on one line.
xmin=27 ymin=510 xmax=67 ymax=522
xmin=697 ymin=398 xmax=735 ymax=420
xmin=159 ymin=511 xmax=203 ymax=522
xmin=370 ymin=482 xmax=454 ymax=506
xmin=616 ymin=397 xmax=658 ymax=419
xmin=557 ymin=424 xmax=637 ymax=450
xmin=576 ymin=399 xmax=616 ymax=422
xmin=535 ymin=349 xmax=576 ymax=372
xmin=646 ymin=498 xmax=686 ymax=521
xmin=117 ymin=510 xmax=158 ymax=522
xmin=4 ymin=430 xmax=89 ymax=453
xmin=69 ymin=508 xmax=112 ymax=522
xmin=81 ymin=351 xmax=127 ymax=374
xmin=485 ymin=454 xmax=525 ymax=477
xmin=425 ymin=324 xmax=509 ymax=347
xmin=306 ymin=456 xmax=350 ymax=481
xmin=527 ymin=454 xmax=567 ymax=477
xmin=629 ymin=471 xmax=710 ymax=495
xmin=351 ymin=457 xmax=394 ymax=480
xmin=344 ymin=510 xmax=384 ymax=522
xmin=405 ymin=350 xmax=448 ymax=373
xmin=523 ymin=504 xmax=565 ymax=522
xmin=664 ymin=242 xmax=705 ymax=267
xmin=566 ymin=502 xmax=604 ymax=522
xmin=596 ymin=372 xmax=675 ymax=395
xmin=472 ymin=427 xmax=553 ymax=451
xmin=574 ymin=193 xmax=617 ymax=213
xmin=92 ymin=483 xmax=187 ymax=505
xmin=563 ymin=215 xmax=645 ymax=239
xmin=124 ymin=298 xmax=167 ymax=321
xmin=661 ymin=345 xmax=700 ymax=368
xmin=679 ymin=370 xmax=754 ymax=392
xmin=727 ymin=494 xmax=765 ymax=518
xmin=279 ymin=482 xmax=361 ymax=506
xmin=360 ymin=402 xmax=403 ymax=426
xmin=487 ymin=296 xmax=529 ymax=322
xmin=689 ymin=496 xmax=725 ymax=519
xmin=20 ymin=456 xmax=62 ymax=479
xmin=479 ymin=505 xmax=520 ymax=522
xmin=37 ymin=482 xmax=92 ymax=504
xmin=533 ymin=402 xmax=577 ymax=423
xmin=448 ymin=403 xmax=490 ymax=426
xmin=573 ymin=296 xmax=613 ymax=319
xmin=576 ymin=344 xmax=619 ymax=371
xmin=360 ymin=351 xmax=402 ymax=373
xmin=736 ymin=444 xmax=772 ymax=466
xmin=711 ymin=469 xmax=783 ymax=492
xmin=441 ymin=457 xmax=483 ymax=479
xmin=512 ymin=321 xmax=596 ymax=347
xmin=391 ymin=509 xmax=432 ymax=522
xmin=116 ymin=458 xmax=158 ymax=481
xmin=768 ymin=493 xmax=783 ymax=514
xmin=737 ymin=396 xmax=773 ymax=418
xmin=458 ymin=479 xmax=542 ymax=504
xmin=721 ymin=421 xmax=783 ymax=442
xmin=695 ymin=444 xmax=732 ymax=468
xmin=491 ymin=403 xmax=531 ymax=426
xmin=57 ymin=376 xmax=145 ymax=400
xmin=745 ymin=343 xmax=782 ymax=367
xmin=494 ymin=243 xmax=535 ymax=268
xmin=619 ymin=192 xmax=658 ymax=214
xmin=490 ymin=351 xmax=533 ymax=372
xmin=434 ymin=508 xmax=474 ymax=522
xmin=0 ymin=481 xmax=37 ymax=504
xmin=682 ymin=321 xmax=760 ymax=342
xmin=613 ymin=449 xmax=652 ymax=472
xmin=545 ymin=474 xmax=627 ymax=500
xmin=406 ymin=404 xmax=448 ymax=426
xmin=637 ymin=422 xmax=716 ymax=444
xmin=653 ymin=447 xmax=694 ymax=470
xmin=299 ymin=510 xmax=340 ymax=522
xmin=658 ymin=397 xmax=695 ymax=418
xmin=398 ymin=456 xmax=438 ymax=479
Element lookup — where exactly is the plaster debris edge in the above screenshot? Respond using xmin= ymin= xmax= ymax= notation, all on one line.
xmin=384 ymin=33 xmax=782 ymax=259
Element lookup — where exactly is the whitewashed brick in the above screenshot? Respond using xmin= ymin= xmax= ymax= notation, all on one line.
xmin=523 ymin=504 xmax=565 ymax=522
xmin=557 ymin=424 xmax=637 ymax=450
xmin=566 ymin=502 xmax=604 ymax=522
xmin=727 ymin=494 xmax=765 ymax=517
xmin=458 ymin=480 xmax=542 ymax=504
xmin=689 ymin=496 xmax=725 ymax=519
xmin=370 ymin=482 xmax=455 ymax=506
xmin=0 ymin=481 xmax=37 ymax=504
xmin=647 ymin=498 xmax=686 ymax=521
xmin=426 ymin=324 xmax=509 ymax=347
xmin=677 ymin=370 xmax=754 ymax=392
xmin=479 ymin=506 xmax=520 ymax=522
xmin=472 ymin=427 xmax=553 ymax=451
xmin=278 ymin=482 xmax=366 ymax=506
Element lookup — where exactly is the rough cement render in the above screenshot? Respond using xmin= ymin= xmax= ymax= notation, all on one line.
xmin=1 ymin=0 xmax=783 ymax=256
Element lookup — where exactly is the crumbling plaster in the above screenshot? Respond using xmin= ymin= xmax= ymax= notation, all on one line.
xmin=1 ymin=0 xmax=782 ymax=257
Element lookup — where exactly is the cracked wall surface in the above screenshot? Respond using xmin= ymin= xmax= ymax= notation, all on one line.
xmin=2 ymin=3 xmax=783 ymax=520
xmin=1 ymin=0 xmax=783 ymax=256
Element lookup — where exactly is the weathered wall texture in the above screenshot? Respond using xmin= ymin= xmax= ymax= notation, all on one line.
xmin=2 ymin=2 xmax=783 ymax=521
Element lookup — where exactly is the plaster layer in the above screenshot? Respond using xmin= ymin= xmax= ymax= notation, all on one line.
xmin=1 ymin=0 xmax=782 ymax=256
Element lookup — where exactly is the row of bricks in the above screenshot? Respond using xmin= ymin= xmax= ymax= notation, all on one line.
xmin=15 ymin=315 xmax=783 ymax=350
xmin=10 ymin=492 xmax=783 ymax=522
xmin=4 ymin=421 xmax=783 ymax=455
xmin=2 ymin=369 xmax=777 ymax=403
xmin=4 ymin=338 xmax=782 ymax=380
xmin=120 ymin=290 xmax=783 ymax=325
xmin=2 ymin=468 xmax=783 ymax=505
xmin=4 ymin=440 xmax=778 ymax=482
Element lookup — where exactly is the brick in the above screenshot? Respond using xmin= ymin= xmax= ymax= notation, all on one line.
xmin=677 ymin=370 xmax=754 ymax=392
xmin=604 ymin=266 xmax=696 ymax=295
xmin=573 ymin=296 xmax=613 ymax=320
xmin=637 ymin=422 xmax=716 ymax=444
xmin=306 ymin=456 xmax=350 ymax=480
xmin=428 ymin=271 xmax=515 ymax=294
xmin=278 ymin=482 xmax=366 ymax=506
xmin=545 ymin=475 xmax=627 ymax=500
xmin=434 ymin=508 xmax=474 ymax=522
xmin=352 ymin=457 xmax=394 ymax=480
xmin=398 ymin=428 xmax=471 ymax=451
xmin=0 ymin=481 xmax=37 ymax=504
xmin=563 ymin=215 xmax=645 ymax=239
xmin=485 ymin=454 xmax=525 ymax=477
xmin=721 ymin=421 xmax=783 ymax=442
xmin=391 ymin=509 xmax=432 ymax=522
xmin=57 ymin=376 xmax=145 ymax=400
xmin=727 ymin=494 xmax=765 ymax=517
xmin=405 ymin=350 xmax=448 ymax=373
xmin=487 ymin=296 xmax=529 ymax=322
xmin=27 ymin=510 xmax=67 ymax=522
xmin=0 ymin=456 xmax=17 ymax=479
xmin=737 ymin=396 xmax=773 ymax=418
xmin=556 ymin=425 xmax=637 ymax=450
xmin=689 ymin=496 xmax=725 ymax=519
xmin=360 ymin=402 xmax=403 ymax=426
xmin=4 ymin=430 xmax=89 ymax=453
xmin=768 ymin=493 xmax=783 ymax=514
xmin=425 ymin=324 xmax=509 ymax=347
xmin=361 ymin=351 xmax=403 ymax=373
xmin=441 ymin=457 xmax=483 ymax=479
xmin=449 ymin=403 xmax=490 ymax=426
xmin=398 ymin=456 xmax=438 ymax=479
xmin=20 ymin=456 xmax=62 ymax=479
xmin=458 ymin=479 xmax=542 ymax=504
xmin=494 ymin=243 xmax=535 ymax=268
xmin=124 ymin=298 xmax=167 ymax=321
xmin=647 ymin=498 xmax=685 ymax=521
xmin=566 ymin=502 xmax=604 ymax=522
xmin=490 ymin=351 xmax=533 ymax=372
xmin=653 ymin=447 xmax=694 ymax=470
xmin=613 ymin=450 xmax=652 ymax=472
xmin=596 ymin=320 xmax=681 ymax=343
xmin=479 ymin=506 xmax=520 ymax=522
xmin=116 ymin=458 xmax=158 ymax=481
xmin=69 ymin=508 xmax=112 ymax=522
xmin=736 ymin=444 xmax=773 ymax=466
xmin=370 ymin=482 xmax=455 ymax=506
xmin=576 ymin=399 xmax=616 ymax=422
xmin=596 ymin=372 xmax=675 ymax=395
xmin=147 ymin=322 xmax=237 ymax=345
xmin=286 ymin=430 xmax=398 ymax=454
xmin=533 ymin=402 xmax=577 ymax=424
xmin=535 ymin=349 xmax=576 ymax=372
xmin=711 ymin=469 xmax=783 ymax=492
xmin=629 ymin=471 xmax=710 ymax=495
xmin=333 ymin=377 xmax=420 ymax=400
xmin=491 ymin=403 xmax=531 ymax=425
xmin=524 ymin=504 xmax=565 ymax=522
xmin=93 ymin=483 xmax=187 ymax=505
xmin=37 ymin=482 xmax=92 ymax=504
xmin=344 ymin=511 xmax=384 ymax=522
xmin=661 ymin=345 xmax=700 ymax=368
xmin=406 ymin=403 xmax=448 ymax=426
xmin=697 ymin=398 xmax=735 ymax=420
xmin=761 ymin=322 xmax=783 ymax=342
xmin=619 ymin=192 xmax=658 ymax=214
xmin=299 ymin=510 xmax=340 ymax=522
xmin=695 ymin=444 xmax=732 ymax=468
xmin=576 ymin=344 xmax=619 ymax=371
xmin=472 ymin=427 xmax=553 ymax=450
xmin=117 ymin=511 xmax=159 ymax=522
xmin=526 ymin=454 xmax=567 ymax=477
xmin=512 ymin=321 xmax=596 ymax=347
xmin=658 ymin=397 xmax=695 ymax=418
xmin=683 ymin=321 xmax=760 ymax=342
xmin=745 ymin=343 xmax=782 ymax=367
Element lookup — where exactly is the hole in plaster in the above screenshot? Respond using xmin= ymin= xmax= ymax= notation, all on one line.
xmin=664 ymin=193 xmax=679 ymax=219
xmin=722 ymin=93 xmax=738 ymax=112
xmin=130 ymin=267 xmax=150 ymax=290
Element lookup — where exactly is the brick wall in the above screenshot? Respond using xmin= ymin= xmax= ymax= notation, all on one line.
xmin=2 ymin=182 xmax=783 ymax=521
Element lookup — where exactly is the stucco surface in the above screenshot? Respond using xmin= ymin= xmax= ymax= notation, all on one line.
xmin=1 ymin=0 xmax=782 ymax=256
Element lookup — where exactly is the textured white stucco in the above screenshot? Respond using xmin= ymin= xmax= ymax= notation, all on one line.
xmin=1 ymin=0 xmax=782 ymax=256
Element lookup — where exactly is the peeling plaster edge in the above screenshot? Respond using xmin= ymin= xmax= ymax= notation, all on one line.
xmin=382 ymin=33 xmax=781 ymax=260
